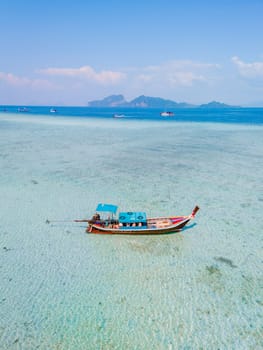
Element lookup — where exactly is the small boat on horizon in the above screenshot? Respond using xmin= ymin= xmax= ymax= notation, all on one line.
xmin=113 ymin=113 xmax=125 ymax=118
xmin=50 ymin=108 xmax=57 ymax=113
xmin=18 ymin=107 xmax=29 ymax=113
xmin=75 ymin=203 xmax=199 ymax=234
xmin=160 ymin=111 xmax=175 ymax=117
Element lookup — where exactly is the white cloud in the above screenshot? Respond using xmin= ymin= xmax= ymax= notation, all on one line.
xmin=1 ymin=60 xmax=219 ymax=92
xmin=131 ymin=60 xmax=220 ymax=87
xmin=0 ymin=59 xmax=222 ymax=105
xmin=232 ymin=56 xmax=263 ymax=78
xmin=0 ymin=72 xmax=31 ymax=86
xmin=0 ymin=71 xmax=54 ymax=89
xmin=39 ymin=65 xmax=126 ymax=85
xmin=38 ymin=60 xmax=219 ymax=88
xmin=168 ymin=71 xmax=205 ymax=86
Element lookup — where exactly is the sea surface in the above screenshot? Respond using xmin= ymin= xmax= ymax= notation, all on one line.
xmin=0 ymin=108 xmax=262 ymax=349
xmin=1 ymin=105 xmax=263 ymax=124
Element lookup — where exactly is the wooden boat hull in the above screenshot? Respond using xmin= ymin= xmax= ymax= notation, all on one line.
xmin=86 ymin=214 xmax=195 ymax=235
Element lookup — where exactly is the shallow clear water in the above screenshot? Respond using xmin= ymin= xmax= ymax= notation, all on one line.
xmin=0 ymin=114 xmax=262 ymax=349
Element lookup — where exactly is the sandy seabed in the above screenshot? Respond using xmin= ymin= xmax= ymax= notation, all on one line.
xmin=0 ymin=113 xmax=262 ymax=349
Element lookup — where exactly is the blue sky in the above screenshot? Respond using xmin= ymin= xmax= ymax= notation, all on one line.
xmin=1 ymin=0 xmax=263 ymax=106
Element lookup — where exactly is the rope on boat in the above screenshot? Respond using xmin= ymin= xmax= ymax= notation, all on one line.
xmin=45 ymin=219 xmax=89 ymax=224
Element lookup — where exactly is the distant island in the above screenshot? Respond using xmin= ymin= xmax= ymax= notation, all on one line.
xmin=199 ymin=101 xmax=235 ymax=108
xmin=88 ymin=95 xmax=238 ymax=108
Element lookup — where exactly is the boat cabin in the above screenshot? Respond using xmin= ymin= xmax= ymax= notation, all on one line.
xmin=119 ymin=211 xmax=147 ymax=228
xmin=91 ymin=203 xmax=147 ymax=229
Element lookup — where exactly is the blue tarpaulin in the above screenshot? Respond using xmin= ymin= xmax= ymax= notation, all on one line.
xmin=96 ymin=203 xmax=118 ymax=214
xmin=118 ymin=211 xmax=147 ymax=224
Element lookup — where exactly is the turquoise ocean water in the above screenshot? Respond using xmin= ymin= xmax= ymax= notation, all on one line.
xmin=0 ymin=109 xmax=262 ymax=349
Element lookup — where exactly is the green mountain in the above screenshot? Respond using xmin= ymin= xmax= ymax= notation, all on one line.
xmin=88 ymin=95 xmax=194 ymax=108
xmin=88 ymin=95 xmax=236 ymax=108
xmin=128 ymin=95 xmax=193 ymax=108
xmin=88 ymin=94 xmax=128 ymax=107
xmin=199 ymin=101 xmax=237 ymax=108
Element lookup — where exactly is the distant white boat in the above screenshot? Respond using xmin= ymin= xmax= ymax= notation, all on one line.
xmin=160 ymin=111 xmax=174 ymax=117
xmin=50 ymin=108 xmax=57 ymax=113
xmin=113 ymin=114 xmax=125 ymax=118
xmin=18 ymin=107 xmax=29 ymax=112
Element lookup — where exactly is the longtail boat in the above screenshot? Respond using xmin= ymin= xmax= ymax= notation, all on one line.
xmin=160 ymin=111 xmax=174 ymax=117
xmin=75 ymin=203 xmax=199 ymax=234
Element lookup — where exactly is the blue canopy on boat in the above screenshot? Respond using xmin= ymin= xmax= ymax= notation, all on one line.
xmin=119 ymin=211 xmax=147 ymax=224
xmin=96 ymin=203 xmax=118 ymax=214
